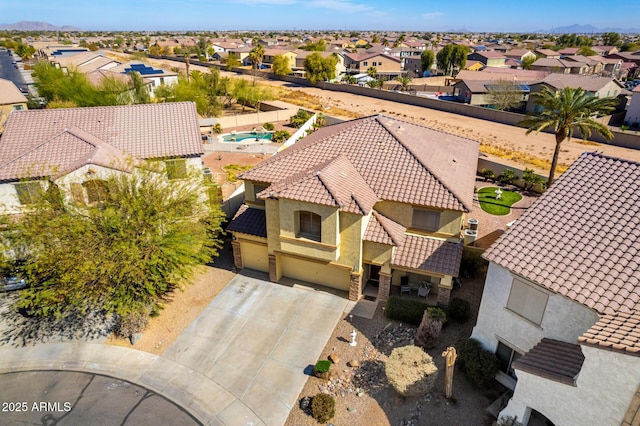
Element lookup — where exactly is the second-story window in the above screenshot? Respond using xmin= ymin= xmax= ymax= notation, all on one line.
xmin=412 ymin=208 xmax=440 ymax=232
xmin=506 ymin=278 xmax=548 ymax=325
xmin=298 ymin=211 xmax=321 ymax=242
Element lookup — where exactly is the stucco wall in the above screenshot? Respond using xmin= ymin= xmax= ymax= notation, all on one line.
xmin=501 ymin=346 xmax=640 ymax=426
xmin=471 ymin=262 xmax=599 ymax=354
xmin=625 ymin=93 xmax=640 ymax=126
xmin=277 ymin=199 xmax=339 ymax=261
xmin=336 ymin=211 xmax=364 ymax=270
xmin=363 ymin=241 xmax=393 ymax=265
xmin=374 ymin=201 xmax=463 ymax=236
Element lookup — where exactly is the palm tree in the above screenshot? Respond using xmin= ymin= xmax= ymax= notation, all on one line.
xmin=249 ymin=44 xmax=265 ymax=84
xmin=395 ymin=75 xmax=412 ymax=91
xmin=366 ymin=66 xmax=378 ymax=79
xmin=518 ymin=86 xmax=618 ymax=185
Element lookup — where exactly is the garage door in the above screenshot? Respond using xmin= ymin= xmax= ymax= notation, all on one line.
xmin=280 ymin=256 xmax=350 ymax=291
xmin=240 ymin=241 xmax=269 ymax=272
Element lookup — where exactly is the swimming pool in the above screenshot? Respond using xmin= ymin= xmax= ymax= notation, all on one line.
xmin=221 ymin=131 xmax=273 ymax=142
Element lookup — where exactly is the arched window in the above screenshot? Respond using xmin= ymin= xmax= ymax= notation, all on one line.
xmin=298 ymin=211 xmax=321 ymax=241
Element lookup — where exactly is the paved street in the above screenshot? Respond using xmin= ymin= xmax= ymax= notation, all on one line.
xmin=0 ymin=371 xmax=201 ymax=425
xmin=0 ymin=49 xmax=29 ymax=92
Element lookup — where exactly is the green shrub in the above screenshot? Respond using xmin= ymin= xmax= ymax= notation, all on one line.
xmin=479 ymin=168 xmax=495 ymax=181
xmin=385 ymin=296 xmax=446 ymax=325
xmin=311 ymin=393 xmax=335 ymax=423
xmin=448 ymin=298 xmax=471 ymax=322
xmin=272 ymin=129 xmax=290 ymax=143
xmin=262 ymin=122 xmax=274 ymax=130
xmin=497 ymin=169 xmax=517 ymax=186
xmin=313 ymin=360 xmax=332 ymax=374
xmin=290 ymin=109 xmax=312 ymax=128
xmin=455 ymin=338 xmax=498 ymax=388
xmin=211 ymin=123 xmax=223 ymax=134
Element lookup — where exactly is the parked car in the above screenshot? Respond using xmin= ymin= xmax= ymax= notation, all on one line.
xmin=1 ymin=276 xmax=27 ymax=292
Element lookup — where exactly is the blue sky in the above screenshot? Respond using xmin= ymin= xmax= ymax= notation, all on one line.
xmin=2 ymin=0 xmax=639 ymax=32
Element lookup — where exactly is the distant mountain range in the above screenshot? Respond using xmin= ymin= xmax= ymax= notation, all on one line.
xmin=0 ymin=21 xmax=81 ymax=31
xmin=543 ymin=24 xmax=640 ymax=34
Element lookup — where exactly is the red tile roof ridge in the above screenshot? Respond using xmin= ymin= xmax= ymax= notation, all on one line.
xmin=241 ymin=116 xmax=377 ymax=178
xmin=376 ymin=115 xmax=476 ymax=212
xmin=371 ymin=210 xmax=406 ymax=246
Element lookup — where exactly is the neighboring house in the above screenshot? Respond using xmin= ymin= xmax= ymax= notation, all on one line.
xmin=591 ymin=45 xmax=619 ymax=56
xmin=51 ymin=51 xmax=120 ymax=73
xmin=530 ymin=57 xmax=590 ymax=75
xmin=0 ymin=102 xmax=203 ymax=215
xmin=625 ymin=85 xmax=640 ymax=127
xmin=591 ymin=56 xmax=623 ymax=78
xmin=343 ymin=52 xmax=403 ymax=80
xmin=471 ymin=152 xmax=640 ymax=426
xmin=562 ymin=55 xmax=604 ymax=75
xmin=464 ymin=60 xmax=485 ymax=71
xmin=557 ymin=47 xmax=580 ymax=56
xmin=504 ymin=49 xmax=537 ymax=63
xmin=0 ymin=78 xmax=28 ymax=132
xmin=262 ymin=49 xmax=297 ymax=70
xmin=293 ymin=51 xmax=346 ymax=79
xmin=467 ymin=51 xmax=508 ymax=68
xmin=452 ymin=69 xmax=547 ymax=105
xmin=227 ymin=115 xmax=478 ymax=303
xmin=109 ymin=62 xmax=178 ymax=95
xmin=525 ymin=74 xmax=626 ymax=113
xmin=534 ymin=48 xmax=560 ymax=59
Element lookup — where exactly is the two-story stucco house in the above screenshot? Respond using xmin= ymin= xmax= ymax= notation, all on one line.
xmin=0 ymin=102 xmax=203 ymax=215
xmin=343 ymin=53 xmax=403 ymax=80
xmin=0 ymin=78 xmax=28 ymax=132
xmin=471 ymin=152 xmax=640 ymax=426
xmin=227 ymin=115 xmax=479 ymax=303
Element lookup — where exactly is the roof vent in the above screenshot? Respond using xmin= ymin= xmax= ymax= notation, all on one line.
xmin=339 ymin=172 xmax=347 ymax=178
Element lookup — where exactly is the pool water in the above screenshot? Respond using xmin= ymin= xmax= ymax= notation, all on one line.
xmin=222 ymin=132 xmax=273 ymax=142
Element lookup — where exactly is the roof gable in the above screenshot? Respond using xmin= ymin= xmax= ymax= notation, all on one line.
xmin=0 ymin=103 xmax=202 ymax=181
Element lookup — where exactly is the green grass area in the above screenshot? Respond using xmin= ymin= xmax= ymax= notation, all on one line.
xmin=477 ymin=187 xmax=523 ymax=216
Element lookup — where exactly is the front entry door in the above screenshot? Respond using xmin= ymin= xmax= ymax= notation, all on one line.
xmin=369 ymin=265 xmax=381 ymax=282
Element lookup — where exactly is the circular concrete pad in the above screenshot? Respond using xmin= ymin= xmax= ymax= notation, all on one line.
xmin=0 ymin=371 xmax=201 ymax=425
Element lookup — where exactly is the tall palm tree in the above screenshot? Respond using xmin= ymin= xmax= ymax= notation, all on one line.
xmin=518 ymin=86 xmax=618 ymax=185
xmin=249 ymin=44 xmax=265 ymax=84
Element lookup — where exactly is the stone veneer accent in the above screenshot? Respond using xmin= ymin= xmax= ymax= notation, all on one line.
xmin=378 ymin=272 xmax=391 ymax=302
xmin=437 ymin=286 xmax=451 ymax=307
xmin=268 ymin=254 xmax=277 ymax=282
xmin=231 ymin=241 xmax=242 ymax=269
xmin=349 ymin=272 xmax=363 ymax=301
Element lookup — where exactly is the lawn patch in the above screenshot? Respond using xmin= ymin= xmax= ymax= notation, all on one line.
xmin=477 ymin=187 xmax=522 ymax=216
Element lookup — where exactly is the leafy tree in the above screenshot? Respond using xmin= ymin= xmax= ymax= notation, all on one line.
xmin=9 ymin=167 xmax=225 ymax=320
xmin=300 ymin=39 xmax=326 ymax=51
xmin=15 ymin=43 xmax=36 ymax=60
xmin=577 ymin=46 xmax=597 ymax=56
xmin=486 ymin=80 xmax=526 ymax=111
xmin=371 ymin=34 xmax=380 ymax=43
xmin=272 ymin=129 xmax=291 ymax=143
xmin=420 ymin=50 xmax=435 ymax=74
xmin=290 ymin=109 xmax=312 ymax=128
xmin=601 ymin=32 xmax=621 ymax=47
xmin=272 ymin=54 xmax=292 ymax=76
xmin=620 ymin=42 xmax=640 ymax=52
xmin=436 ymin=44 xmax=469 ymax=75
xmin=226 ymin=53 xmax=240 ymax=71
xmin=304 ymin=52 xmax=338 ymax=85
xmin=343 ymin=75 xmax=356 ymax=84
xmin=520 ymin=55 xmax=537 ymax=70
xmin=395 ymin=75 xmax=412 ymax=91
xmin=518 ymin=86 xmax=618 ymax=185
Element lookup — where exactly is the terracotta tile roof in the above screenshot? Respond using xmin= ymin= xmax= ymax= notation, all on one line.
xmin=512 ymin=338 xmax=585 ymax=386
xmin=484 ymin=153 xmax=640 ymax=315
xmin=241 ymin=115 xmax=478 ymax=212
xmin=0 ymin=102 xmax=203 ymax=181
xmin=225 ymin=205 xmax=267 ymax=238
xmin=364 ymin=210 xmax=406 ymax=246
xmin=258 ymin=155 xmax=378 ymax=215
xmin=0 ymin=78 xmax=27 ymax=105
xmin=578 ymin=312 xmax=640 ymax=357
xmin=392 ymin=235 xmax=463 ymax=276
xmin=456 ymin=68 xmax=549 ymax=82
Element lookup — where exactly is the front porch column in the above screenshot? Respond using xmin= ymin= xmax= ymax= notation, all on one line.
xmin=437 ymin=286 xmax=452 ymax=307
xmin=231 ymin=241 xmax=243 ymax=269
xmin=378 ymin=272 xmax=392 ymax=302
xmin=349 ymin=271 xmax=363 ymax=301
xmin=268 ymin=254 xmax=277 ymax=282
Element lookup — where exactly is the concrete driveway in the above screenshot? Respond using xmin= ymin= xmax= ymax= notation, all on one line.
xmin=163 ymin=271 xmax=350 ymax=426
